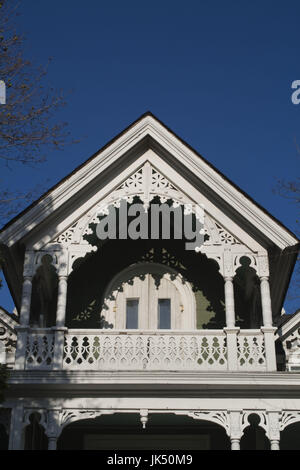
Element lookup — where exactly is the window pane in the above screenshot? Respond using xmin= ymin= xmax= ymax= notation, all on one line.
xmin=126 ymin=299 xmax=139 ymax=329
xmin=158 ymin=299 xmax=171 ymax=329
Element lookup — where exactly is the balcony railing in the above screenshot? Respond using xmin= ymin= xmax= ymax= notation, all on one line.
xmin=20 ymin=328 xmax=269 ymax=372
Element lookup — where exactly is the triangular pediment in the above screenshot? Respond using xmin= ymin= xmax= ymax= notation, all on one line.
xmin=49 ymin=159 xmax=244 ymax=252
xmin=0 ymin=112 xmax=297 ymax=252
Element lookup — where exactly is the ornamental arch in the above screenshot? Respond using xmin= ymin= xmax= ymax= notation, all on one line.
xmin=64 ymin=237 xmax=226 ymax=330
xmin=57 ymin=411 xmax=230 ymax=451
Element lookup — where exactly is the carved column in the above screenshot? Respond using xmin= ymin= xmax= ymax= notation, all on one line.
xmin=14 ymin=277 xmax=32 ymax=369
xmin=47 ymin=437 xmax=57 ymax=450
xmin=223 ymin=248 xmax=236 ymax=328
xmin=257 ymin=254 xmax=277 ymax=372
xmin=267 ymin=411 xmax=280 ymax=450
xmin=56 ymin=275 xmax=68 ymax=327
xmin=224 ymin=277 xmax=235 ymax=328
xmin=52 ymin=252 xmax=68 ymax=370
xmin=224 ymin=325 xmax=239 ymax=371
xmin=15 ymin=251 xmax=34 ymax=369
xmin=52 ymin=276 xmax=68 ymax=370
xmin=231 ymin=439 xmax=240 ymax=450
xmin=260 ymin=276 xmax=273 ymax=328
xmin=45 ymin=409 xmax=62 ymax=450
xmin=260 ymin=276 xmax=277 ymax=371
xmin=223 ymin=249 xmax=239 ymax=370
xmin=19 ymin=276 xmax=33 ymax=326
xmin=270 ymin=440 xmax=280 ymax=450
xmin=229 ymin=411 xmax=242 ymax=450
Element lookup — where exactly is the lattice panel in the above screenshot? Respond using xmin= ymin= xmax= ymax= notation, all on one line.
xmin=215 ymin=223 xmax=240 ymax=245
xmin=54 ymin=223 xmax=77 ymax=245
xmin=150 ymin=167 xmax=176 ymax=191
xmin=237 ymin=333 xmax=266 ymax=370
xmin=25 ymin=333 xmax=54 ymax=369
xmin=119 ymin=168 xmax=143 ymax=192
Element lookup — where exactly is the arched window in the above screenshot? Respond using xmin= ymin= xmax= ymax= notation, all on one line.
xmin=100 ymin=263 xmax=196 ymax=330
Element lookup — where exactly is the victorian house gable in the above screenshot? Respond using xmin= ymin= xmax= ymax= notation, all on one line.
xmin=0 ymin=113 xmax=299 ymax=450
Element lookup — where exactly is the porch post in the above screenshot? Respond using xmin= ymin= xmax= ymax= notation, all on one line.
xmin=267 ymin=411 xmax=280 ymax=451
xmin=224 ymin=276 xmax=239 ymax=370
xmin=48 ymin=437 xmax=58 ymax=450
xmin=56 ymin=275 xmax=68 ymax=327
xmin=224 ymin=327 xmax=239 ymax=371
xmin=15 ymin=275 xmax=33 ymax=370
xmin=260 ymin=276 xmax=277 ymax=371
xmin=45 ymin=409 xmax=61 ymax=450
xmin=270 ymin=440 xmax=280 ymax=450
xmin=19 ymin=276 xmax=33 ymax=326
xmin=52 ymin=275 xmax=68 ymax=370
xmin=224 ymin=276 xmax=235 ymax=328
xmin=260 ymin=276 xmax=273 ymax=327
xmin=231 ymin=439 xmax=240 ymax=450
xmin=229 ymin=411 xmax=242 ymax=450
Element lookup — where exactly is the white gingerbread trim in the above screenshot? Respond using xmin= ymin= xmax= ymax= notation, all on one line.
xmin=0 ymin=115 xmax=297 ymax=251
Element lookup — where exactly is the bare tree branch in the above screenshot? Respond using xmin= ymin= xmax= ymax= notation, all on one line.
xmin=0 ymin=0 xmax=77 ymax=226
xmin=274 ymin=147 xmax=300 ymax=302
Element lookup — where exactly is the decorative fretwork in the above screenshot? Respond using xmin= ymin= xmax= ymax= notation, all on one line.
xmin=72 ymin=300 xmax=97 ymax=323
xmin=215 ymin=223 xmax=240 ymax=245
xmin=237 ymin=332 xmax=266 ymax=370
xmin=150 ymin=167 xmax=176 ymax=191
xmin=118 ymin=168 xmax=144 ymax=192
xmin=63 ymin=331 xmax=227 ymax=371
xmin=49 ymin=163 xmax=242 ymax=252
xmin=186 ymin=410 xmax=230 ymax=435
xmin=25 ymin=332 xmax=54 ymax=369
xmin=241 ymin=410 xmax=268 ymax=433
xmin=60 ymin=409 xmax=114 ymax=430
xmin=280 ymin=411 xmax=300 ymax=431
xmin=54 ymin=223 xmax=78 ymax=245
xmin=141 ymin=248 xmax=186 ymax=271
xmin=200 ymin=217 xmax=241 ymax=247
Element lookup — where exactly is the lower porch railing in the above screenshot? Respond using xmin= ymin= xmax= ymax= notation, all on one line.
xmin=21 ymin=328 xmax=269 ymax=372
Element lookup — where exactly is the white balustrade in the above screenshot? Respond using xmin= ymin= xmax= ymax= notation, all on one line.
xmin=22 ymin=328 xmax=268 ymax=372
xmin=25 ymin=329 xmax=55 ymax=369
xmin=63 ymin=330 xmax=228 ymax=371
xmin=237 ymin=330 xmax=266 ymax=370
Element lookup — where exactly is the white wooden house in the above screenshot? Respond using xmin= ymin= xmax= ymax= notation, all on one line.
xmin=0 ymin=112 xmax=299 ymax=450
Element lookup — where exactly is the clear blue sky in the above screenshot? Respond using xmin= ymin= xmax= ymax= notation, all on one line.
xmin=0 ymin=0 xmax=299 ymax=313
